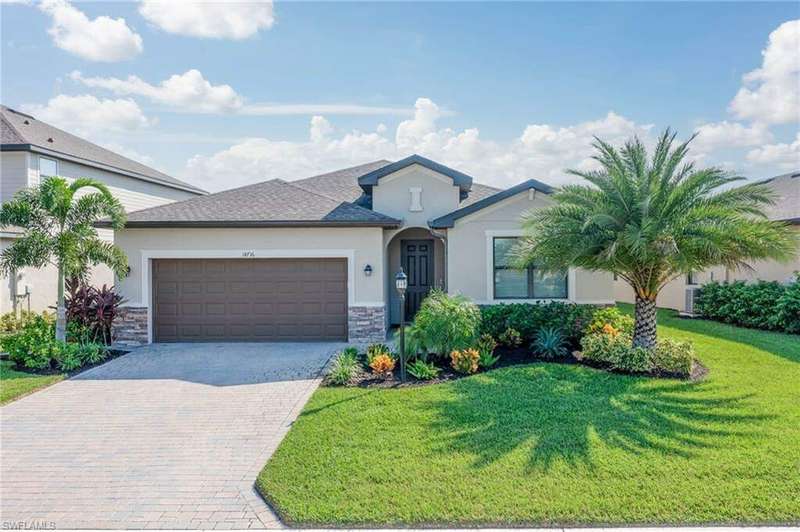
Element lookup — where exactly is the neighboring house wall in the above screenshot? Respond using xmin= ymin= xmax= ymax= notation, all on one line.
xmin=372 ymin=164 xmax=461 ymax=226
xmin=447 ymin=189 xmax=615 ymax=304
xmin=114 ymin=227 xmax=386 ymax=342
xmin=0 ymin=151 xmax=198 ymax=313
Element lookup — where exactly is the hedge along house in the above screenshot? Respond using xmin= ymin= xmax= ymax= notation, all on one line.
xmin=107 ymin=155 xmax=615 ymax=344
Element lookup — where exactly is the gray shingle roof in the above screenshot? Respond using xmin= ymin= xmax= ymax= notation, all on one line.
xmin=758 ymin=171 xmax=800 ymax=223
xmin=1 ymin=105 xmax=205 ymax=195
xmin=113 ymin=178 xmax=401 ymax=227
xmin=291 ymin=160 xmax=391 ymax=203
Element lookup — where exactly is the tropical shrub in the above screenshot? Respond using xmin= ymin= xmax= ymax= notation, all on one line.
xmin=413 ymin=290 xmax=481 ymax=357
xmin=587 ymin=307 xmax=634 ymax=336
xmin=369 ymin=354 xmax=395 ymax=376
xmin=580 ymin=332 xmax=694 ymax=377
xmin=450 ymin=348 xmax=480 ymax=374
xmin=65 ymin=279 xmax=125 ymax=344
xmin=400 ymin=324 xmax=429 ymax=361
xmin=328 ymin=349 xmax=359 ymax=386
xmin=650 ymin=338 xmax=695 ymax=376
xmin=476 ymin=333 xmax=499 ymax=368
xmin=498 ymin=327 xmax=522 ymax=348
xmin=697 ymin=277 xmax=800 ymax=333
xmin=1 ymin=314 xmax=58 ymax=369
xmin=0 ymin=310 xmax=38 ymax=333
xmin=407 ymin=359 xmax=440 ymax=380
xmin=532 ymin=327 xmax=569 ymax=359
xmin=366 ymin=343 xmax=391 ymax=364
xmin=480 ymin=302 xmax=595 ymax=349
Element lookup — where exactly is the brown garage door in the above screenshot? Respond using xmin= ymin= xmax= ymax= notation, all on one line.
xmin=152 ymin=258 xmax=347 ymax=342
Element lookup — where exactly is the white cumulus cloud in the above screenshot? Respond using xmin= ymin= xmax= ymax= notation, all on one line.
xmin=184 ymin=97 xmax=655 ymax=192
xmin=38 ymin=0 xmax=143 ymax=62
xmin=746 ymin=132 xmax=800 ymax=169
xmin=729 ymin=19 xmax=800 ymax=124
xmin=70 ymin=70 xmax=244 ymax=113
xmin=21 ymin=94 xmax=153 ymax=137
xmin=691 ymin=121 xmax=773 ymax=159
xmin=139 ymin=0 xmax=275 ymax=40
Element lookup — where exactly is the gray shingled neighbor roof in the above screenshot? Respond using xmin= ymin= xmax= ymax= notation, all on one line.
xmin=1 ymin=105 xmax=205 ymax=195
xmin=109 ymin=178 xmax=402 ymax=227
xmin=758 ymin=171 xmax=800 ymax=224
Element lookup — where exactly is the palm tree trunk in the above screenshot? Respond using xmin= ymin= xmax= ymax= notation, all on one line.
xmin=632 ymin=295 xmax=657 ymax=350
xmin=56 ymin=263 xmax=66 ymax=342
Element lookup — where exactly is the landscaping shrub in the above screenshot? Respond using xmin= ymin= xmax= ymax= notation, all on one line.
xmin=400 ymin=324 xmax=429 ymax=361
xmin=696 ymin=278 xmax=800 ymax=333
xmin=650 ymin=338 xmax=694 ymax=376
xmin=580 ymin=332 xmax=694 ymax=377
xmin=450 ymin=348 xmax=480 ymax=374
xmin=498 ymin=327 xmax=522 ymax=348
xmin=65 ymin=279 xmax=124 ymax=345
xmin=0 ymin=310 xmax=38 ymax=334
xmin=369 ymin=354 xmax=395 ymax=376
xmin=328 ymin=349 xmax=359 ymax=386
xmin=587 ymin=307 xmax=634 ymax=336
xmin=414 ymin=290 xmax=481 ymax=357
xmin=407 ymin=359 xmax=440 ymax=380
xmin=366 ymin=343 xmax=391 ymax=364
xmin=476 ymin=333 xmax=499 ymax=368
xmin=480 ymin=302 xmax=596 ymax=348
xmin=532 ymin=327 xmax=569 ymax=359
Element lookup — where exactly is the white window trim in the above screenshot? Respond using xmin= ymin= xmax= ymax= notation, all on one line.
xmin=484 ymin=229 xmax=576 ymax=303
xmin=38 ymin=155 xmax=58 ymax=179
xmin=131 ymin=249 xmax=369 ymax=344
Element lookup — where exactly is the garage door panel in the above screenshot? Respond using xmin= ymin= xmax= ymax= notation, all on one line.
xmin=153 ymin=258 xmax=347 ymax=342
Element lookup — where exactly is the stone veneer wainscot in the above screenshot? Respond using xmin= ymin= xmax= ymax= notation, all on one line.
xmin=113 ymin=307 xmax=149 ymax=345
xmin=348 ymin=305 xmax=386 ymax=343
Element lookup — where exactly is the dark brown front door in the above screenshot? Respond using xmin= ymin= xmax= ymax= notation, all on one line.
xmin=401 ymin=239 xmax=434 ymax=320
xmin=152 ymin=258 xmax=347 ymax=342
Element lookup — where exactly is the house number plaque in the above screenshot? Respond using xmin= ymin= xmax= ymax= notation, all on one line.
xmin=242 ymin=250 xmax=255 ymax=257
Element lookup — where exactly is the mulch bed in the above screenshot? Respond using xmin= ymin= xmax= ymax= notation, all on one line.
xmin=329 ymin=346 xmax=707 ymax=389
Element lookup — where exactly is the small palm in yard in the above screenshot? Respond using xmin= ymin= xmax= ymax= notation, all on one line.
xmin=516 ymin=129 xmax=797 ymax=350
xmin=0 ymin=177 xmax=127 ymax=341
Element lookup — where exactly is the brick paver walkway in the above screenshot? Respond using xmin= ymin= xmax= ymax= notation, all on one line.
xmin=0 ymin=342 xmax=341 ymax=530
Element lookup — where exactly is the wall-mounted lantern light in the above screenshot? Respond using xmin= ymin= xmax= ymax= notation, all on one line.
xmin=363 ymin=264 xmax=373 ymax=277
xmin=125 ymin=266 xmax=132 ymax=278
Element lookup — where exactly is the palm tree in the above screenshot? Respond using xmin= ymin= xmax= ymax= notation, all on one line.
xmin=0 ymin=176 xmax=127 ymax=341
xmin=516 ymin=130 xmax=798 ymax=350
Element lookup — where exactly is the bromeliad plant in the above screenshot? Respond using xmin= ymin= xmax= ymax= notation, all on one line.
xmin=516 ymin=130 xmax=798 ymax=350
xmin=0 ymin=177 xmax=127 ymax=341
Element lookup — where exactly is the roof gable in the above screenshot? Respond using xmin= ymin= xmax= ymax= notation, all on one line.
xmin=429 ymin=178 xmax=553 ymax=228
xmin=357 ymin=154 xmax=474 ymax=194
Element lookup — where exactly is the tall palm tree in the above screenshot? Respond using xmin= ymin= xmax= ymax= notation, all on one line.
xmin=0 ymin=176 xmax=127 ymax=341
xmin=516 ymin=130 xmax=798 ymax=350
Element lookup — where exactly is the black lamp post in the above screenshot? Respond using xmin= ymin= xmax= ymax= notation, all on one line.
xmin=395 ymin=268 xmax=408 ymax=382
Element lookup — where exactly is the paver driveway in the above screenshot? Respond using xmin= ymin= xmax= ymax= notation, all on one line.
xmin=1 ymin=342 xmax=342 ymax=530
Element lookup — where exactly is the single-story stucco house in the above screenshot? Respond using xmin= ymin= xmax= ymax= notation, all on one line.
xmin=614 ymin=170 xmax=800 ymax=313
xmin=107 ymin=155 xmax=615 ymax=344
xmin=0 ymin=105 xmax=205 ymax=314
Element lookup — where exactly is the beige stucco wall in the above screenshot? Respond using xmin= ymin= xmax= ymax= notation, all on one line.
xmin=446 ymin=190 xmax=614 ymax=304
xmin=1 ymin=151 xmax=200 ymax=313
xmin=114 ymin=227 xmax=386 ymax=310
xmin=372 ymin=164 xmax=461 ymax=225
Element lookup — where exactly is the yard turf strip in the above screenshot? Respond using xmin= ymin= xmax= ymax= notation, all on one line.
xmin=257 ymin=306 xmax=800 ymax=526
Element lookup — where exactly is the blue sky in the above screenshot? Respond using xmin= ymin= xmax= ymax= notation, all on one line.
xmin=1 ymin=1 xmax=798 ymax=192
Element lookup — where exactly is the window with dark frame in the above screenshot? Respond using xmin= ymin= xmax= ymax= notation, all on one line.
xmin=492 ymin=237 xmax=567 ymax=299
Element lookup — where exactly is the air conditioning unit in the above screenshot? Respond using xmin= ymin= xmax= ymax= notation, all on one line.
xmin=682 ymin=287 xmax=702 ymax=317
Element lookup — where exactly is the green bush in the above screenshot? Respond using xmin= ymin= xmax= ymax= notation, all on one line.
xmin=476 ymin=334 xmax=500 ymax=368
xmin=407 ymin=359 xmax=440 ymax=380
xmin=480 ymin=302 xmax=596 ymax=349
xmin=0 ymin=310 xmax=40 ymax=333
xmin=696 ymin=279 xmax=800 ymax=333
xmin=580 ymin=332 xmax=694 ymax=377
xmin=366 ymin=343 xmax=391 ymax=364
xmin=328 ymin=349 xmax=359 ymax=386
xmin=413 ymin=290 xmax=481 ymax=357
xmin=498 ymin=327 xmax=522 ymax=348
xmin=532 ymin=327 xmax=569 ymax=359
xmin=650 ymin=338 xmax=694 ymax=376
xmin=587 ymin=307 xmax=634 ymax=336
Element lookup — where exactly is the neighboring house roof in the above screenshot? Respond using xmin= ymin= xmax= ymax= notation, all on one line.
xmin=0 ymin=105 xmax=206 ymax=195
xmin=358 ymin=154 xmax=474 ymax=196
xmin=429 ymin=178 xmax=553 ymax=228
xmin=107 ymin=178 xmax=401 ymax=228
xmin=757 ymin=170 xmax=800 ymax=224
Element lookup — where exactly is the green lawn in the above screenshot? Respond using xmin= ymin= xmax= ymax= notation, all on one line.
xmin=257 ymin=307 xmax=800 ymax=526
xmin=0 ymin=360 xmax=64 ymax=405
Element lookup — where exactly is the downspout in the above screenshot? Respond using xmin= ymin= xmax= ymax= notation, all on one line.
xmin=428 ymin=228 xmax=448 ymax=291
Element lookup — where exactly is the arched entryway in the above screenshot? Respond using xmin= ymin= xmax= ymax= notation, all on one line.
xmin=384 ymin=227 xmax=446 ymax=326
